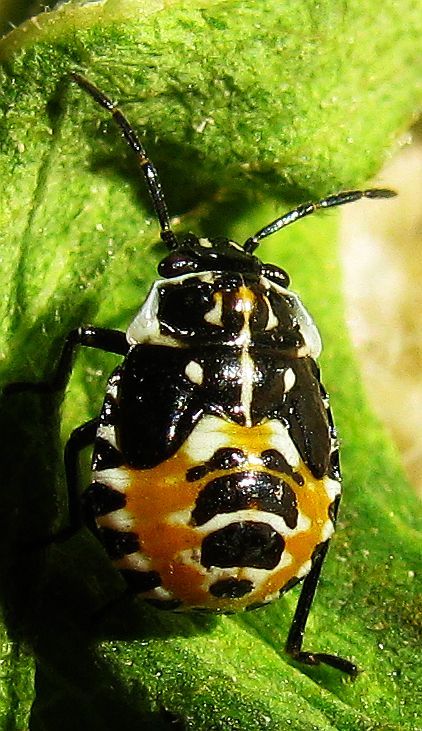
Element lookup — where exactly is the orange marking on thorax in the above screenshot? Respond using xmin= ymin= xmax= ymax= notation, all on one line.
xmin=234 ymin=285 xmax=256 ymax=314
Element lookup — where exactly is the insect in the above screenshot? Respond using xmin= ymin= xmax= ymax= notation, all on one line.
xmin=8 ymin=73 xmax=396 ymax=677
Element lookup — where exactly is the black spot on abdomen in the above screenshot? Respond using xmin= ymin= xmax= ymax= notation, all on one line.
xmin=92 ymin=437 xmax=124 ymax=471
xmin=83 ymin=481 xmax=126 ymax=517
xmin=146 ymin=598 xmax=182 ymax=610
xmin=261 ymin=449 xmax=304 ymax=486
xmin=192 ymin=471 xmax=298 ymax=528
xmin=201 ymin=521 xmax=284 ymax=569
xmin=209 ymin=577 xmax=254 ymax=598
xmin=186 ymin=447 xmax=247 ymax=482
xmin=120 ymin=569 xmax=162 ymax=593
xmin=98 ymin=527 xmax=140 ymax=560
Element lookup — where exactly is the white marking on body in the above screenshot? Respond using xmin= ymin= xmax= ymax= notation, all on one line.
xmin=96 ymin=508 xmax=134 ymax=532
xmin=185 ymin=360 xmax=204 ymax=385
xmin=126 ymin=280 xmax=178 ymax=346
xmin=297 ymin=559 xmax=312 ymax=578
xmin=228 ymin=240 xmax=245 ymax=252
xmin=204 ymin=291 xmax=224 ymax=327
xmin=261 ymin=277 xmax=322 ymax=358
xmin=91 ymin=467 xmax=132 ymax=491
xmin=198 ymin=272 xmax=215 ymax=284
xmin=234 ymin=286 xmax=255 ymax=426
xmin=198 ymin=237 xmax=212 ymax=248
xmin=246 ymin=453 xmax=264 ymax=467
xmin=323 ymin=477 xmax=342 ymax=501
xmin=181 ymin=414 xmax=303 ymax=470
xmin=169 ymin=507 xmax=311 ymax=538
xmin=127 ymin=271 xmax=216 ymax=346
xmin=284 ymin=367 xmax=296 ymax=392
xmin=182 ymin=415 xmax=232 ymax=462
xmin=176 ymin=544 xmax=295 ymax=599
xmin=266 ymin=421 xmax=301 ymax=468
xmin=95 ymin=424 xmax=118 ymax=449
xmin=240 ymin=350 xmax=255 ymax=427
xmin=205 ymin=563 xmax=292 ymax=601
xmin=146 ymin=586 xmax=176 ymax=601
xmin=263 ymin=295 xmax=279 ymax=330
xmin=330 ymin=436 xmax=339 ymax=453
xmin=106 ymin=372 xmax=120 ymax=399
xmin=166 ymin=508 xmax=192 ymax=526
xmin=114 ymin=552 xmax=153 ymax=572
xmin=263 ymin=588 xmax=283 ymax=603
xmin=321 ymin=519 xmax=335 ymax=542
xmin=293 ymin=511 xmax=311 ymax=534
xmin=240 ymin=551 xmax=293 ymax=580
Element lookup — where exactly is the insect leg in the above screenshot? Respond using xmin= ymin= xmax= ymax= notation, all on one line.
xmin=285 ymin=540 xmax=358 ymax=676
xmin=62 ymin=417 xmax=99 ymax=539
xmin=4 ymin=326 xmax=128 ymax=395
xmin=22 ymin=418 xmax=99 ymax=549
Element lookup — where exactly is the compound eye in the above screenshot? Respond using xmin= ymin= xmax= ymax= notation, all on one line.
xmin=261 ymin=263 xmax=290 ymax=287
xmin=158 ymin=252 xmax=198 ymax=278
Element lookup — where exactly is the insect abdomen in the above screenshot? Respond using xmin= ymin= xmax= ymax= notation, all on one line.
xmin=86 ymin=372 xmax=340 ymax=611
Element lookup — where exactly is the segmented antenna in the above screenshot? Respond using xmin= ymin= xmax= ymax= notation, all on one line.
xmin=71 ymin=73 xmax=178 ymax=251
xmin=244 ymin=188 xmax=396 ymax=253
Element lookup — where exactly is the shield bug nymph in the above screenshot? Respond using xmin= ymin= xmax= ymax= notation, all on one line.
xmin=7 ymin=73 xmax=396 ymax=676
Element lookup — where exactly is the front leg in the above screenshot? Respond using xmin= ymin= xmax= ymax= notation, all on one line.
xmin=4 ymin=326 xmax=129 ymax=395
xmin=285 ymin=540 xmax=358 ymax=677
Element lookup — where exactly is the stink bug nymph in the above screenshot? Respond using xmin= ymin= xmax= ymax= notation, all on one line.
xmin=8 ymin=73 xmax=396 ymax=677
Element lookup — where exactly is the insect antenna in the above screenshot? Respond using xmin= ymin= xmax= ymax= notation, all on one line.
xmin=243 ymin=188 xmax=396 ymax=253
xmin=71 ymin=73 xmax=178 ymax=251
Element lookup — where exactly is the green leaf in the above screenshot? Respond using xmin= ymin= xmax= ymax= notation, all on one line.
xmin=0 ymin=1 xmax=421 ymax=729
xmin=0 ymin=621 xmax=34 ymax=731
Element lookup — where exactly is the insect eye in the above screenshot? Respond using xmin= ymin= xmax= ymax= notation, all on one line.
xmin=261 ymin=263 xmax=290 ymax=287
xmin=158 ymin=252 xmax=198 ymax=278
